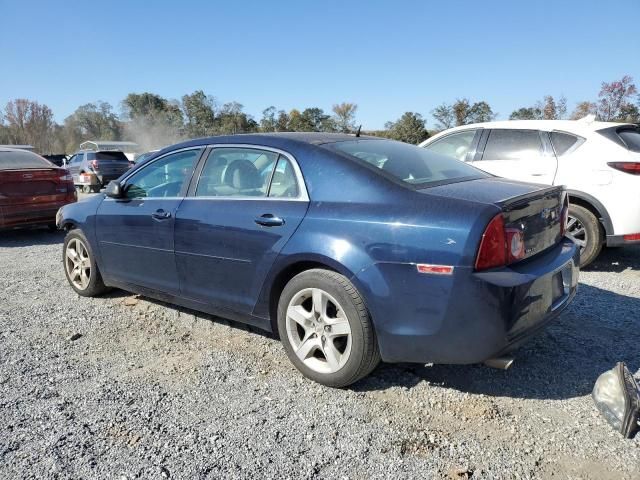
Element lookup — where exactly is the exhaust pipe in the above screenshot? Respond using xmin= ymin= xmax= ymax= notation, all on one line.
xmin=484 ymin=356 xmax=514 ymax=370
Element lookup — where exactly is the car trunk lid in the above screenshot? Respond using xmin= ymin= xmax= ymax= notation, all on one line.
xmin=422 ymin=177 xmax=566 ymax=263
xmin=0 ymin=168 xmax=72 ymax=206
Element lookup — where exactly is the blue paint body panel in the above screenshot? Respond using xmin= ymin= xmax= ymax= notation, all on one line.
xmin=58 ymin=133 xmax=579 ymax=364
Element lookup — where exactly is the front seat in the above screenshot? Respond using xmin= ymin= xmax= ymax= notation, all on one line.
xmin=223 ymin=159 xmax=263 ymax=195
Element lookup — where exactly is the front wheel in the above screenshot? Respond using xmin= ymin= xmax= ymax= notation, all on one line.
xmin=277 ymin=269 xmax=380 ymax=387
xmin=63 ymin=229 xmax=110 ymax=297
xmin=567 ymin=204 xmax=603 ymax=268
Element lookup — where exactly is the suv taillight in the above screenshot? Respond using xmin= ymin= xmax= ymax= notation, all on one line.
xmin=90 ymin=159 xmax=99 ymax=170
xmin=607 ymin=162 xmax=640 ymax=175
xmin=475 ymin=214 xmax=525 ymax=271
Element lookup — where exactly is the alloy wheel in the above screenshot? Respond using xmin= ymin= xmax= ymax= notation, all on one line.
xmin=65 ymin=238 xmax=91 ymax=290
xmin=285 ymin=287 xmax=352 ymax=374
xmin=566 ymin=214 xmax=587 ymax=252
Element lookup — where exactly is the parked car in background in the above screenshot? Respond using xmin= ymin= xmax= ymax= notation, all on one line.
xmin=65 ymin=150 xmax=131 ymax=193
xmin=0 ymin=147 xmax=76 ymax=230
xmin=42 ymin=154 xmax=69 ymax=167
xmin=420 ymin=118 xmax=640 ymax=267
xmin=57 ymin=133 xmax=578 ymax=387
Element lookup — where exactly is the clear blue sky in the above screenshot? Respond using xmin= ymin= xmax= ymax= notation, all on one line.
xmin=1 ymin=0 xmax=638 ymax=129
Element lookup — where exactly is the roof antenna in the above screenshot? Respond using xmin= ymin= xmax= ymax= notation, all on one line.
xmin=355 ymin=124 xmax=362 ymax=137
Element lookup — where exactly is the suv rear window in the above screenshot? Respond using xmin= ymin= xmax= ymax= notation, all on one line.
xmin=618 ymin=128 xmax=640 ymax=153
xmin=87 ymin=151 xmax=129 ymax=162
xmin=0 ymin=150 xmax=54 ymax=170
xmin=327 ymin=139 xmax=488 ymax=187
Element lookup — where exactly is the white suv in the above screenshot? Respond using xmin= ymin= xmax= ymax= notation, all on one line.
xmin=420 ymin=117 xmax=640 ymax=267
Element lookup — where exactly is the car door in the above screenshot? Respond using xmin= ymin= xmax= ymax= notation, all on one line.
xmin=175 ymin=146 xmax=309 ymax=314
xmin=473 ymin=129 xmax=557 ymax=184
xmin=95 ymin=148 xmax=203 ymax=293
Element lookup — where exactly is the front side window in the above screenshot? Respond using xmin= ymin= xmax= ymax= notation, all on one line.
xmin=424 ymin=130 xmax=476 ymax=161
xmin=195 ymin=147 xmax=278 ymax=197
xmin=483 ymin=129 xmax=544 ymax=161
xmin=125 ymin=149 xmax=200 ymax=199
xmin=327 ymin=139 xmax=488 ymax=187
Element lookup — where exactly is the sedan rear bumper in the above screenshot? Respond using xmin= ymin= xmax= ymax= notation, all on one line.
xmin=357 ymin=238 xmax=580 ymax=364
xmin=0 ymin=198 xmax=76 ymax=229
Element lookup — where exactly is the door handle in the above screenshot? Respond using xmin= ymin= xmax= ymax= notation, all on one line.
xmin=151 ymin=209 xmax=172 ymax=220
xmin=254 ymin=214 xmax=284 ymax=227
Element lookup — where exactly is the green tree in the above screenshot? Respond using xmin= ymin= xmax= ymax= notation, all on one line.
xmin=509 ymin=107 xmax=543 ymax=120
xmin=275 ymin=110 xmax=290 ymax=131
xmin=259 ymin=106 xmax=277 ymax=132
xmin=215 ymin=102 xmax=257 ymax=134
xmin=385 ymin=112 xmax=429 ymax=144
xmin=64 ymin=101 xmax=121 ymax=141
xmin=121 ymin=92 xmax=184 ymax=150
xmin=181 ymin=90 xmax=216 ymax=138
xmin=332 ymin=102 xmax=358 ymax=133
xmin=432 ymin=99 xmax=496 ymax=130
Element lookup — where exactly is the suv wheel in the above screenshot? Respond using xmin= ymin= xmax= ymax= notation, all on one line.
xmin=277 ymin=269 xmax=380 ymax=387
xmin=567 ymin=204 xmax=603 ymax=268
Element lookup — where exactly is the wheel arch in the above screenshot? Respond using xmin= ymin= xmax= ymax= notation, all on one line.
xmin=567 ymin=189 xmax=613 ymax=236
xmin=261 ymin=256 xmax=359 ymax=337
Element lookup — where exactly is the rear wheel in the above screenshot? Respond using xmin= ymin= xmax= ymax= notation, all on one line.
xmin=277 ymin=269 xmax=380 ymax=387
xmin=567 ymin=204 xmax=603 ymax=268
xmin=63 ymin=229 xmax=109 ymax=297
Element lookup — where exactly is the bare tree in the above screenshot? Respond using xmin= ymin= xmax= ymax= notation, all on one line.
xmin=3 ymin=99 xmax=56 ymax=152
xmin=332 ymin=102 xmax=358 ymax=133
xmin=596 ymin=75 xmax=637 ymax=121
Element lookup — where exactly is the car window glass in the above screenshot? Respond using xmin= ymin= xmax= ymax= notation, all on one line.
xmin=550 ymin=132 xmax=581 ymax=156
xmin=618 ymin=128 xmax=640 ymax=153
xmin=425 ymin=130 xmax=476 ymax=161
xmin=195 ymin=147 xmax=278 ymax=197
xmin=483 ymin=130 xmax=543 ymax=160
xmin=268 ymin=156 xmax=299 ymax=198
xmin=125 ymin=149 xmax=200 ymax=199
xmin=328 ymin=139 xmax=487 ymax=187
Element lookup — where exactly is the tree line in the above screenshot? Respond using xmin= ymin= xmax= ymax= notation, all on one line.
xmin=0 ymin=75 xmax=637 ymax=154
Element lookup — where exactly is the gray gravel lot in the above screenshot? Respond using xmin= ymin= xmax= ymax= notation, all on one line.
xmin=1 ymin=227 xmax=639 ymax=479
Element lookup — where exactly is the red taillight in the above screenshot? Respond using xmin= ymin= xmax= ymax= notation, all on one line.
xmin=607 ymin=162 xmax=640 ymax=175
xmin=475 ymin=214 xmax=507 ymax=270
xmin=90 ymin=159 xmax=99 ymax=170
xmin=624 ymin=233 xmax=640 ymax=241
xmin=506 ymin=228 xmax=525 ymax=263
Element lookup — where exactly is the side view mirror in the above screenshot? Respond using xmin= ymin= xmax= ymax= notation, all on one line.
xmin=592 ymin=362 xmax=640 ymax=438
xmin=105 ymin=181 xmax=125 ymax=199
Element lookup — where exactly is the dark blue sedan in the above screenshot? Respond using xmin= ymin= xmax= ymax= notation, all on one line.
xmin=57 ymin=133 xmax=579 ymax=387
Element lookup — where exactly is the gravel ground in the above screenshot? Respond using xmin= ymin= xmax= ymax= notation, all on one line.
xmin=1 ymin=227 xmax=639 ymax=479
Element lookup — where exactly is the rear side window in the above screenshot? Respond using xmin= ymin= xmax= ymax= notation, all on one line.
xmin=482 ymin=129 xmax=544 ymax=161
xmin=328 ymin=139 xmax=488 ymax=187
xmin=0 ymin=150 xmax=54 ymax=170
xmin=618 ymin=128 xmax=640 ymax=152
xmin=424 ymin=130 xmax=476 ymax=161
xmin=95 ymin=151 xmax=129 ymax=161
xmin=550 ymin=131 xmax=583 ymax=156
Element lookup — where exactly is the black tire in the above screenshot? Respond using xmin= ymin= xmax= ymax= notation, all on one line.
xmin=567 ymin=204 xmax=603 ymax=268
xmin=62 ymin=229 xmax=110 ymax=297
xmin=90 ymin=185 xmax=101 ymax=193
xmin=277 ymin=269 xmax=380 ymax=388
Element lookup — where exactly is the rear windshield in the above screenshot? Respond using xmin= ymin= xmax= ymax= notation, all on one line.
xmin=618 ymin=128 xmax=640 ymax=153
xmin=0 ymin=150 xmax=54 ymax=170
xmin=87 ymin=151 xmax=129 ymax=161
xmin=326 ymin=139 xmax=488 ymax=187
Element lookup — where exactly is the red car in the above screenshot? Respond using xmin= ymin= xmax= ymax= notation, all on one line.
xmin=0 ymin=147 xmax=76 ymax=230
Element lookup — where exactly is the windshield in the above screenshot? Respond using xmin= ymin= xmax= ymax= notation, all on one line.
xmin=327 ymin=139 xmax=488 ymax=187
xmin=0 ymin=150 xmax=54 ymax=170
